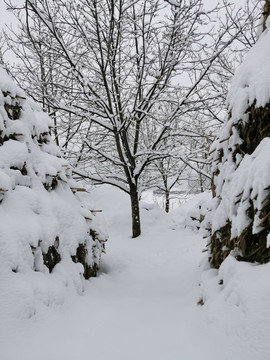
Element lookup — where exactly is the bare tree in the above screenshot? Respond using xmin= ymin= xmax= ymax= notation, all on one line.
xmin=153 ymin=159 xmax=187 ymax=213
xmin=3 ymin=0 xmax=261 ymax=237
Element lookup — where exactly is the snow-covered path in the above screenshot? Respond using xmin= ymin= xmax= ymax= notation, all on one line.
xmin=1 ymin=188 xmax=270 ymax=360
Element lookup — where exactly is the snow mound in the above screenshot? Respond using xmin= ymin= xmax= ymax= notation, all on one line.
xmin=199 ymin=254 xmax=270 ymax=358
xmin=0 ymin=67 xmax=107 ymax=315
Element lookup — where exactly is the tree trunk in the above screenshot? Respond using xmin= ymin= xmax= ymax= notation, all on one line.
xmin=130 ymin=186 xmax=141 ymax=238
xmin=263 ymin=0 xmax=270 ymax=31
xmin=165 ymin=190 xmax=170 ymax=213
xmin=199 ymin=173 xmax=204 ymax=193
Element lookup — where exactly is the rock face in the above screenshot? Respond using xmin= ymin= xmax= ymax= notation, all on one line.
xmin=204 ymin=4 xmax=270 ymax=268
xmin=0 ymin=67 xmax=107 ymax=281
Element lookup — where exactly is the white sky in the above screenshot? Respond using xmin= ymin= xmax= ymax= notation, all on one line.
xmin=0 ymin=0 xmax=250 ymax=30
xmin=0 ymin=0 xmax=260 ymax=63
xmin=0 ymin=0 xmax=18 ymax=29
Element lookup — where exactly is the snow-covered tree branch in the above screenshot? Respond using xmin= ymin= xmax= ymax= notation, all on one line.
xmin=3 ymin=0 xmax=261 ymax=237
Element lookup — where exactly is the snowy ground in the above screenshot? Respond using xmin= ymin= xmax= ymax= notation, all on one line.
xmin=1 ymin=186 xmax=270 ymax=360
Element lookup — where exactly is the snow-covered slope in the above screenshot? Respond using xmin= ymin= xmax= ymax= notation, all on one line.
xmin=0 ymin=67 xmax=107 ymax=314
xmin=1 ymin=186 xmax=270 ymax=360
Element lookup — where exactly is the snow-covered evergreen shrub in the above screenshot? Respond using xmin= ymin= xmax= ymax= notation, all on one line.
xmin=170 ymin=191 xmax=211 ymax=233
xmin=182 ymin=192 xmax=211 ymax=232
xmin=0 ymin=67 xmax=107 ymax=285
xmin=204 ymin=11 xmax=270 ymax=268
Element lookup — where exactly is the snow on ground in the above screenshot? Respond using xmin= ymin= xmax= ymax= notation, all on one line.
xmin=1 ymin=186 xmax=270 ymax=360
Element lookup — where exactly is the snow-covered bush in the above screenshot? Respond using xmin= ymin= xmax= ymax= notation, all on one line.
xmin=0 ymin=67 xmax=107 ymax=292
xmin=204 ymin=10 xmax=270 ymax=268
xmin=171 ymin=191 xmax=211 ymax=233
